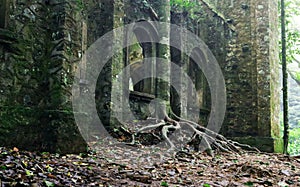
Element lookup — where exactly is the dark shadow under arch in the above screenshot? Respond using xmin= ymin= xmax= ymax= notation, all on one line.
xmin=129 ymin=20 xmax=159 ymax=94
xmin=188 ymin=47 xmax=211 ymax=124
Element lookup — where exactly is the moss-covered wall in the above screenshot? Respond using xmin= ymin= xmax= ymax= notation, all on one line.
xmin=192 ymin=0 xmax=281 ymax=152
xmin=0 ymin=0 xmax=281 ymax=153
xmin=167 ymin=0 xmax=281 ymax=152
xmin=0 ymin=0 xmax=86 ymax=153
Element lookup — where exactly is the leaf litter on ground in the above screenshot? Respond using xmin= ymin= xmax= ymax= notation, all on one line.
xmin=0 ymin=147 xmax=299 ymax=186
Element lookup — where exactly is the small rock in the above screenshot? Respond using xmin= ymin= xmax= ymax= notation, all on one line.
xmin=168 ymin=170 xmax=176 ymax=176
xmin=280 ymin=169 xmax=290 ymax=176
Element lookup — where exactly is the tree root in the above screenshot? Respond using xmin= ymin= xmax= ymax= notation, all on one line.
xmin=128 ymin=109 xmax=260 ymax=157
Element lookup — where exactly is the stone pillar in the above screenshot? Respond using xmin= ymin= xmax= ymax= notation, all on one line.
xmin=222 ymin=0 xmax=282 ymax=152
xmin=110 ymin=0 xmax=125 ymax=123
xmin=155 ymin=0 xmax=171 ymax=118
xmin=170 ymin=12 xmax=184 ymax=118
xmin=0 ymin=0 xmax=88 ymax=153
xmin=251 ymin=0 xmax=282 ymax=152
xmin=87 ymin=0 xmax=114 ymax=128
xmin=198 ymin=0 xmax=282 ymax=152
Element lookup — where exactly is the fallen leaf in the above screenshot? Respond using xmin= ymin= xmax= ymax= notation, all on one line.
xmin=47 ymin=174 xmax=56 ymax=179
xmin=99 ymin=176 xmax=111 ymax=181
xmin=244 ymin=181 xmax=254 ymax=186
xmin=44 ymin=180 xmax=54 ymax=187
xmin=278 ymin=181 xmax=289 ymax=187
xmin=25 ymin=169 xmax=33 ymax=177
xmin=175 ymin=166 xmax=182 ymax=174
xmin=281 ymin=169 xmax=291 ymax=176
xmin=161 ymin=181 xmax=168 ymax=187
xmin=168 ymin=170 xmax=175 ymax=176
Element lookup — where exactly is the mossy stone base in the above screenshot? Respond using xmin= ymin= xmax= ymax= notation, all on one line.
xmin=230 ymin=136 xmax=283 ymax=153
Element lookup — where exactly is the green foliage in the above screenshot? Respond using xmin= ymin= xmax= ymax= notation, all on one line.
xmin=280 ymin=117 xmax=300 ymax=155
xmin=170 ymin=0 xmax=199 ymax=19
xmin=244 ymin=181 xmax=254 ymax=186
xmin=279 ymin=0 xmax=300 ymax=64
xmin=170 ymin=0 xmax=197 ymax=10
xmin=76 ymin=0 xmax=84 ymax=12
xmin=161 ymin=181 xmax=169 ymax=187
xmin=279 ymin=0 xmax=300 ymax=155
xmin=288 ymin=127 xmax=300 ymax=155
xmin=294 ymin=72 xmax=300 ymax=81
xmin=25 ymin=169 xmax=34 ymax=177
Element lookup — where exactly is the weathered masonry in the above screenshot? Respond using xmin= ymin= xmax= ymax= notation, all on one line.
xmin=0 ymin=0 xmax=281 ymax=153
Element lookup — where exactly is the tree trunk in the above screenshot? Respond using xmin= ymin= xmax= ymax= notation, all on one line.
xmin=281 ymin=0 xmax=289 ymax=155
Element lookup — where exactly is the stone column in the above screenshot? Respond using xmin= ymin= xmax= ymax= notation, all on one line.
xmin=170 ymin=12 xmax=184 ymax=118
xmin=222 ymin=0 xmax=282 ymax=152
xmin=200 ymin=0 xmax=282 ymax=152
xmin=110 ymin=0 xmax=125 ymax=123
xmin=155 ymin=0 xmax=171 ymax=118
xmin=250 ymin=0 xmax=282 ymax=152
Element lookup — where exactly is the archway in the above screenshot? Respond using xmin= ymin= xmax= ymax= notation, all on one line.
xmin=188 ymin=47 xmax=211 ymax=124
xmin=127 ymin=20 xmax=159 ymax=95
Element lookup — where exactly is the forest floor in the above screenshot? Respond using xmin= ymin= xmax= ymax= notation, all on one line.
xmin=0 ymin=146 xmax=299 ymax=187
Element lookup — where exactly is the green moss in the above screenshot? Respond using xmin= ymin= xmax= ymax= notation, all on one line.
xmin=274 ymin=138 xmax=284 ymax=153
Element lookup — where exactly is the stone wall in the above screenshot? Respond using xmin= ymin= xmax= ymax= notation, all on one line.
xmin=0 ymin=0 xmax=86 ymax=153
xmin=194 ymin=0 xmax=281 ymax=152
xmin=167 ymin=0 xmax=281 ymax=152
xmin=0 ymin=0 xmax=282 ymax=153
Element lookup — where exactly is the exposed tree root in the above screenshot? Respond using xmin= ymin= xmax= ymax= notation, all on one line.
xmin=128 ymin=106 xmax=260 ymax=157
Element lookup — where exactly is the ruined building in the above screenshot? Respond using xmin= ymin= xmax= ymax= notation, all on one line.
xmin=0 ymin=0 xmax=281 ymax=153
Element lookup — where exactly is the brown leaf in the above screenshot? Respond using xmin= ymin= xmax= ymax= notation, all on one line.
xmin=127 ymin=174 xmax=152 ymax=183
xmin=47 ymin=174 xmax=56 ymax=179
xmin=99 ymin=176 xmax=111 ymax=182
xmin=175 ymin=166 xmax=182 ymax=174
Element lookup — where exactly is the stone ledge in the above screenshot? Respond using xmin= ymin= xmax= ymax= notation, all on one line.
xmin=129 ymin=91 xmax=155 ymax=103
xmin=229 ymin=136 xmax=283 ymax=153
